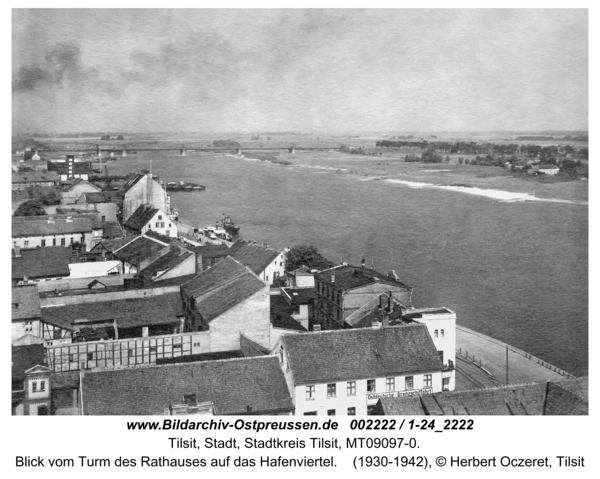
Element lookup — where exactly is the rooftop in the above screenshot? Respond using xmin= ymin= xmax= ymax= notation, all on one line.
xmin=281 ymin=324 xmax=442 ymax=385
xmin=270 ymin=295 xmax=307 ymax=332
xmin=124 ymin=204 xmax=160 ymax=232
xmin=12 ymin=284 xmax=42 ymax=321
xmin=316 ymin=265 xmax=412 ymax=291
xmin=375 ymin=378 xmax=589 ymax=416
xmin=81 ymin=355 xmax=294 ymax=415
xmin=12 ymin=246 xmax=72 ymax=281
xmin=41 ymin=294 xmax=180 ymax=330
xmin=12 ymin=215 xmax=94 ymax=237
xmin=140 ymin=246 xmax=194 ymax=282
xmin=12 ymin=171 xmax=60 ymax=183
xmin=12 ymin=344 xmax=46 ymax=387
xmin=281 ymin=287 xmax=315 ymax=305
xmin=182 ymin=256 xmax=266 ymax=322
xmin=231 ymin=240 xmax=281 ymax=275
xmin=114 ymin=235 xmax=169 ymax=265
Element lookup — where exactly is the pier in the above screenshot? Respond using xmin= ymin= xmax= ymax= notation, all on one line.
xmin=455 ymin=325 xmax=574 ymax=391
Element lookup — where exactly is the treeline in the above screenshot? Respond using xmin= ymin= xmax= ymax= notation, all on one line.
xmin=29 ymin=132 xmax=127 ymax=138
xmin=213 ymin=139 xmax=241 ymax=148
xmin=377 ymin=140 xmax=588 ymax=159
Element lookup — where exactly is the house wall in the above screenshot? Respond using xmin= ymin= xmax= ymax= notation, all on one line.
xmin=209 ymin=286 xmax=270 ymax=352
xmin=292 ymin=372 xmax=443 ymax=416
xmin=295 ymin=275 xmax=315 ymax=288
xmin=13 ymin=231 xmax=94 ymax=251
xmin=36 ymin=273 xmax=134 ymax=292
xmin=140 ymin=211 xmax=176 ymax=238
xmin=259 ymin=253 xmax=286 ymax=284
xmin=12 ymin=319 xmax=42 ymax=342
xmin=46 ymin=331 xmax=210 ymax=372
xmin=68 ymin=202 xmax=119 ymax=223
xmin=123 ymin=175 xmax=168 ymax=221
xmin=68 ymin=260 xmax=121 ymax=279
xmin=153 ymin=254 xmax=197 ymax=281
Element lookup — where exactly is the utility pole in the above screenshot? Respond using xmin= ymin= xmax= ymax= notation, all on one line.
xmin=506 ymin=344 xmax=509 ymax=385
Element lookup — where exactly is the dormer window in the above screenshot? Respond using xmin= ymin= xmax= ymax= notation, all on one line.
xmin=183 ymin=394 xmax=197 ymax=405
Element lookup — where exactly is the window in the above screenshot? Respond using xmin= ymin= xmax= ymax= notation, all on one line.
xmin=438 ymin=351 xmax=444 ymax=363
xmin=61 ymin=238 xmax=66 ymax=246
xmin=32 ymin=382 xmax=37 ymax=392
xmin=304 ymin=412 xmax=317 ymax=416
xmin=41 ymin=239 xmax=46 ymax=247
xmin=37 ymin=405 xmax=48 ymax=416
xmin=70 ymin=237 xmax=74 ymax=244
xmin=169 ymin=223 xmax=172 ymax=228
xmin=183 ymin=394 xmax=197 ymax=405
xmin=434 ymin=329 xmax=438 ymax=338
xmin=24 ymin=322 xmax=33 ymax=332
xmin=327 ymin=409 xmax=336 ymax=416
xmin=87 ymin=352 xmax=95 ymax=361
xmin=40 ymin=381 xmax=45 ymax=392
xmin=24 ymin=240 xmax=29 ymax=247
xmin=156 ymin=222 xmax=160 ymax=228
xmin=306 ymin=385 xmax=315 ymax=400
xmin=441 ymin=329 xmax=445 ymax=338
xmin=367 ymin=379 xmax=376 ymax=393
xmin=161 ymin=222 xmax=165 ymax=228
xmin=158 ymin=215 xmax=162 ymax=220
xmin=386 ymin=377 xmax=395 ymax=391
xmin=443 ymin=378 xmax=450 ymax=391
xmin=53 ymin=238 xmax=57 ymax=246
xmin=101 ymin=216 xmax=106 ymax=222
xmin=347 ymin=407 xmax=356 ymax=416
xmin=266 ymin=276 xmax=269 ymax=282
xmin=424 ymin=374 xmax=432 ymax=388
xmin=327 ymin=383 xmax=336 ymax=398
xmin=405 ymin=376 xmax=414 ymax=390
xmin=347 ymin=381 xmax=356 ymax=396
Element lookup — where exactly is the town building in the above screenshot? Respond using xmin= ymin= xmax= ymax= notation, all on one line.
xmin=12 ymin=214 xmax=98 ymax=251
xmin=534 ymin=164 xmax=560 ymax=175
xmin=138 ymin=246 xmax=197 ymax=283
xmin=313 ymin=264 xmax=413 ymax=330
xmin=122 ymin=173 xmax=170 ymax=222
xmin=12 ymin=344 xmax=52 ymax=416
xmin=184 ymin=243 xmax=231 ymax=272
xmin=12 ymin=284 xmax=43 ymax=343
xmin=286 ymin=265 xmax=315 ymax=288
xmin=279 ymin=287 xmax=314 ymax=330
xmin=181 ymin=256 xmax=271 ymax=351
xmin=231 ymin=240 xmax=286 ymax=284
xmin=275 ymin=324 xmax=445 ymax=416
xmin=113 ymin=234 xmax=172 ymax=273
xmin=79 ymin=356 xmax=294 ymax=415
xmin=124 ymin=204 xmax=175 ymax=237
xmin=12 ymin=171 xmax=60 ymax=190
xmin=372 ymin=377 xmax=588 ymax=415
xmin=61 ymin=178 xmax=101 ymax=204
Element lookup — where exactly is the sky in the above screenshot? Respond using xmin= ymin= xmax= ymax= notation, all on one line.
xmin=12 ymin=9 xmax=588 ymax=134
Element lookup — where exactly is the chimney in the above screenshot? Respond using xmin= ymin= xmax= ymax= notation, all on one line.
xmin=331 ymin=274 xmax=335 ymax=284
xmin=14 ymin=245 xmax=21 ymax=258
xmin=313 ymin=324 xmax=322 ymax=332
xmin=361 ymin=258 xmax=365 ymax=268
xmin=382 ymin=315 xmax=390 ymax=328
xmin=388 ymin=292 xmax=392 ymax=311
xmin=372 ymin=320 xmax=382 ymax=329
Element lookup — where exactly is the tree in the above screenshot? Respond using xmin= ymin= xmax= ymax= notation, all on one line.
xmin=100 ymin=135 xmax=110 ymax=140
xmin=14 ymin=200 xmax=47 ymax=217
xmin=285 ymin=245 xmax=334 ymax=272
xmin=117 ymin=135 xmax=125 ymax=141
xmin=29 ymin=186 xmax=62 ymax=205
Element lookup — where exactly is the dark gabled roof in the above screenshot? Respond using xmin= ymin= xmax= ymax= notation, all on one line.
xmin=121 ymin=174 xmax=145 ymax=194
xmin=240 ymin=334 xmax=271 ymax=357
xmin=270 ymin=295 xmax=307 ymax=332
xmin=231 ymin=241 xmax=281 ymax=275
xmin=12 ymin=247 xmax=72 ymax=280
xmin=182 ymin=257 xmax=266 ymax=322
xmin=165 ymin=293 xmax=185 ymax=317
xmin=157 ymin=350 xmax=244 ymax=365
xmin=91 ymin=236 xmax=132 ymax=253
xmin=102 ymin=222 xmax=124 ymax=239
xmin=80 ymin=192 xmax=110 ymax=203
xmin=124 ymin=205 xmax=159 ymax=232
xmin=67 ymin=178 xmax=100 ymax=192
xmin=140 ymin=246 xmax=194 ymax=281
xmin=41 ymin=295 xmax=179 ymax=329
xmin=376 ymin=378 xmax=589 ymax=416
xmin=145 ymin=229 xmax=177 ymax=244
xmin=185 ymin=243 xmax=231 ymax=258
xmin=12 ymin=344 xmax=45 ymax=387
xmin=282 ymin=324 xmax=442 ymax=385
xmin=11 ymin=284 xmax=41 ymax=321
xmin=114 ymin=236 xmax=169 ymax=265
xmin=12 ymin=171 xmax=60 ymax=183
xmin=12 ymin=216 xmax=93 ymax=237
xmin=317 ymin=265 xmax=412 ymax=291
xmin=81 ymin=356 xmax=294 ymax=415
